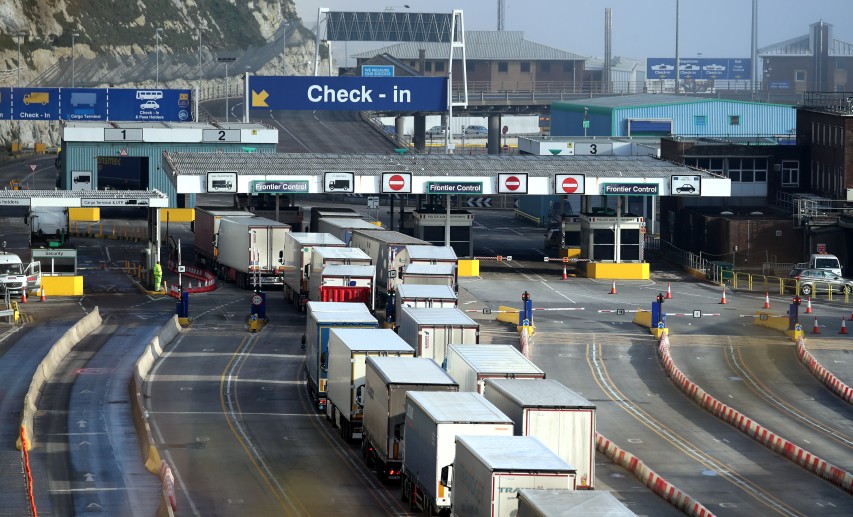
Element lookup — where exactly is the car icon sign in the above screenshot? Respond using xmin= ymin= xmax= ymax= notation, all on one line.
xmin=676 ymin=184 xmax=696 ymax=193
xmin=140 ymin=100 xmax=159 ymax=110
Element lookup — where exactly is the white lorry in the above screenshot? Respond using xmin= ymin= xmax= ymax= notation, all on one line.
xmin=362 ymin=357 xmax=458 ymax=480
xmin=316 ymin=217 xmax=381 ymax=245
xmin=402 ymin=263 xmax=456 ymax=289
xmin=398 ymin=244 xmax=458 ymax=289
xmin=516 ymin=489 xmax=635 ymax=517
xmin=308 ymin=247 xmax=372 ymax=305
xmin=401 ymin=391 xmax=513 ymax=515
xmin=397 ymin=307 xmax=479 ymax=366
xmin=446 ymin=344 xmax=546 ymax=395
xmin=484 ymin=378 xmax=596 ymax=489
xmin=326 ymin=328 xmax=414 ymax=441
xmin=304 ymin=302 xmax=378 ymax=411
xmin=282 ymin=232 xmax=345 ymax=310
xmin=311 ymin=264 xmax=376 ymax=310
xmin=27 ymin=207 xmax=68 ymax=247
xmin=349 ymin=229 xmax=430 ymax=305
xmin=446 ymin=435 xmax=576 ymax=517
xmin=393 ymin=284 xmax=457 ymax=324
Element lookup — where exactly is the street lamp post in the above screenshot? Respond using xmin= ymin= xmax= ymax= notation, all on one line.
xmin=72 ymin=32 xmax=80 ymax=87
xmin=155 ymin=27 xmax=163 ymax=88
xmin=16 ymin=32 xmax=26 ymax=86
xmin=217 ymin=56 xmax=236 ymax=122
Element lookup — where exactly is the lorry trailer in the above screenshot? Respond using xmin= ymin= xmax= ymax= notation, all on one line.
xmin=484 ymin=378 xmax=596 ymax=489
xmin=446 ymin=344 xmax=546 ymax=395
xmin=312 ymin=264 xmax=376 ymax=310
xmin=349 ymin=229 xmax=430 ymax=305
xmin=402 ymin=262 xmax=456 ymax=289
xmin=316 ymin=217 xmax=382 ymax=245
xmin=516 ymin=489 xmax=635 ymax=517
xmin=448 ymin=435 xmax=577 ymax=517
xmin=304 ymin=302 xmax=378 ymax=411
xmin=362 ymin=357 xmax=458 ymax=480
xmin=402 ymin=391 xmax=513 ymax=515
xmin=282 ymin=232 xmax=345 ymax=310
xmin=326 ymin=329 xmax=414 ymax=441
xmin=397 ymin=307 xmax=479 ymax=366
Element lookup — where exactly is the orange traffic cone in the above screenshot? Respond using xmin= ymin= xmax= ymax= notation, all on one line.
xmin=666 ymin=282 xmax=673 ymax=299
xmin=719 ymin=285 xmax=727 ymax=304
xmin=21 ymin=290 xmax=27 ymax=303
xmin=40 ymin=285 xmax=46 ymax=302
xmin=609 ymin=280 xmax=617 ymax=295
xmin=562 ymin=265 xmax=568 ymax=280
xmin=763 ymin=292 xmax=771 ymax=309
xmin=812 ymin=316 xmax=821 ymax=334
xmin=841 ymin=318 xmax=848 ymax=335
xmin=805 ymin=297 xmax=813 ymax=314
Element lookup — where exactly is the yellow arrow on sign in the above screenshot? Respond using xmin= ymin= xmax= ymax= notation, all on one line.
xmin=251 ymin=89 xmax=269 ymax=107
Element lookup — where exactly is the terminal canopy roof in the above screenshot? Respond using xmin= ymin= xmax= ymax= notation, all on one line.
xmin=163 ymin=152 xmax=729 ymax=197
xmin=0 ymin=190 xmax=169 ymax=208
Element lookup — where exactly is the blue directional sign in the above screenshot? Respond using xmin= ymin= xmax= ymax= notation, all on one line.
xmin=647 ymin=58 xmax=752 ymax=80
xmin=249 ymin=76 xmax=447 ymax=111
xmin=61 ymin=88 xmax=107 ymax=121
xmin=0 ymin=88 xmax=10 ymax=120
xmin=16 ymin=88 xmax=60 ymax=120
xmin=108 ymin=88 xmax=193 ymax=122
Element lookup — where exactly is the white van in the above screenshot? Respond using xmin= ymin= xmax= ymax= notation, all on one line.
xmin=0 ymin=252 xmax=41 ymax=296
xmin=808 ymin=253 xmax=842 ymax=276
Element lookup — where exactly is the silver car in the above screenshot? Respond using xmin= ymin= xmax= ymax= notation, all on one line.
xmin=787 ymin=268 xmax=853 ymax=295
xmin=426 ymin=125 xmax=448 ymax=137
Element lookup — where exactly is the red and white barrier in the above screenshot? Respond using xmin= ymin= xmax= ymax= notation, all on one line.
xmin=657 ymin=332 xmax=853 ymax=493
xmin=166 ymin=260 xmax=218 ymax=295
xmin=160 ymin=460 xmax=177 ymax=511
xmin=596 ymin=433 xmax=714 ymax=517
xmin=795 ymin=336 xmax=853 ymax=404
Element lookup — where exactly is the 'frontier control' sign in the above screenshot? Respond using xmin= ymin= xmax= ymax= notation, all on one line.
xmin=251 ymin=180 xmax=309 ymax=194
xmin=602 ymin=183 xmax=659 ymax=196
xmin=426 ymin=182 xmax=483 ymax=194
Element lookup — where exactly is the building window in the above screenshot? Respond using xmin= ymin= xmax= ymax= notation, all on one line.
xmin=694 ymin=115 xmax=707 ymax=126
xmin=435 ymin=61 xmax=445 ymax=72
xmin=563 ymin=62 xmax=574 ymax=72
xmin=498 ymin=61 xmax=508 ymax=73
xmin=541 ymin=62 xmax=551 ymax=73
xmin=781 ymin=160 xmax=799 ymax=186
xmin=520 ymin=62 xmax=531 ymax=73
xmin=729 ymin=115 xmax=740 ymax=126
xmin=795 ymin=70 xmax=806 ymax=82
xmin=684 ymin=157 xmax=723 ymax=173
xmin=424 ymin=61 xmax=432 ymax=72
xmin=726 ymin=157 xmax=768 ymax=184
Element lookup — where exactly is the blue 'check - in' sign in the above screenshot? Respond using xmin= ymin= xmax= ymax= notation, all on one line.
xmin=249 ymin=76 xmax=448 ymax=111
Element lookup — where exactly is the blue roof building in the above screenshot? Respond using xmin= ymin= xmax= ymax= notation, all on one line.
xmin=550 ymin=94 xmax=796 ymax=138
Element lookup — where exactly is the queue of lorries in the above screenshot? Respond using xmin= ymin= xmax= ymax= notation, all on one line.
xmin=189 ymin=206 xmax=631 ymax=515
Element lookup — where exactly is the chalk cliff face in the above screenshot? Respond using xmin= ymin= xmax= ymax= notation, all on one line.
xmin=0 ymin=0 xmax=328 ymax=148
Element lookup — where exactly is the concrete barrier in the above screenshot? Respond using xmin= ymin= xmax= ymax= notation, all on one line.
xmin=795 ymin=336 xmax=853 ymax=404
xmin=657 ymin=331 xmax=853 ymax=493
xmin=17 ymin=308 xmax=103 ymax=450
xmin=596 ymin=433 xmax=714 ymax=516
xmin=129 ymin=316 xmax=182 ymax=475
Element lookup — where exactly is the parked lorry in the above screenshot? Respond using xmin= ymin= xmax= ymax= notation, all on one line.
xmin=326 ymin=329 xmax=414 ymax=441
xmin=446 ymin=435 xmax=577 ymax=517
xmin=362 ymin=357 xmax=458 ymax=480
xmin=402 ymin=262 xmax=456 ymax=289
xmin=308 ymin=207 xmax=362 ymax=232
xmin=402 ymin=391 xmax=514 ymax=515
xmin=395 ymin=284 xmax=458 ymax=310
xmin=446 ymin=344 xmax=546 ymax=395
xmin=516 ymin=489 xmax=635 ymax=517
xmin=317 ymin=217 xmax=382 ymax=245
xmin=304 ymin=302 xmax=378 ymax=411
xmin=484 ymin=378 xmax=596 ymax=489
xmin=397 ymin=307 xmax=479 ymax=365
xmin=193 ymin=208 xmax=259 ymax=288
xmin=398 ymin=244 xmax=458 ymax=289
xmin=312 ymin=264 xmax=376 ymax=309
xmin=26 ymin=207 xmax=68 ymax=247
xmin=282 ymin=232 xmax=345 ymax=309
xmin=216 ymin=216 xmax=290 ymax=288
xmin=349 ymin=229 xmax=430 ymax=305
xmin=309 ymin=247 xmax=372 ymax=304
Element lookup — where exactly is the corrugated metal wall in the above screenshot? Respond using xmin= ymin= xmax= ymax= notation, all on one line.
xmin=614 ymin=101 xmax=796 ymax=137
xmin=61 ymin=142 xmax=275 ymax=207
xmin=550 ymin=104 xmax=612 ymax=137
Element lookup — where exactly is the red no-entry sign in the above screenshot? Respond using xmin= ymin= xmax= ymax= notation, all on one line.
xmin=555 ymin=174 xmax=584 ymax=194
xmin=497 ymin=173 xmax=528 ymax=194
xmin=389 ymin=174 xmax=405 ymax=191
xmin=382 ymin=172 xmax=412 ymax=193
xmin=504 ymin=175 xmax=520 ymax=191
